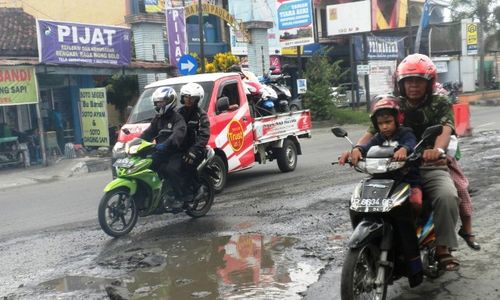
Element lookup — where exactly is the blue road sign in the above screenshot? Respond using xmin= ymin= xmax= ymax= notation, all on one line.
xmin=177 ymin=54 xmax=198 ymax=76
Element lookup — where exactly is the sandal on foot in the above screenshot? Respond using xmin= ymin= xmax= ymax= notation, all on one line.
xmin=458 ymin=227 xmax=481 ymax=251
xmin=436 ymin=253 xmax=460 ymax=272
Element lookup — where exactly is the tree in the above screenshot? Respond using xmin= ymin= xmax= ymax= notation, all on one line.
xmin=303 ymin=51 xmax=349 ymax=120
xmin=104 ymin=75 xmax=139 ymax=122
xmin=450 ymin=0 xmax=500 ymax=89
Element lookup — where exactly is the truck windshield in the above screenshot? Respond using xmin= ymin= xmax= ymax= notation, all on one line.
xmin=127 ymin=81 xmax=214 ymax=124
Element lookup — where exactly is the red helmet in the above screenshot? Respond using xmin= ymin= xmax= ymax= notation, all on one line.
xmin=370 ymin=95 xmax=402 ymax=130
xmin=396 ymin=54 xmax=437 ymax=97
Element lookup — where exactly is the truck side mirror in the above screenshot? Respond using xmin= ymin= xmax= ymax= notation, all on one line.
xmin=125 ymin=105 xmax=133 ymax=118
xmin=216 ymin=96 xmax=230 ymax=113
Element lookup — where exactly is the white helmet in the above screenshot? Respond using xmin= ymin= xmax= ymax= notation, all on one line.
xmin=180 ymin=82 xmax=204 ymax=105
xmin=152 ymin=86 xmax=177 ymax=115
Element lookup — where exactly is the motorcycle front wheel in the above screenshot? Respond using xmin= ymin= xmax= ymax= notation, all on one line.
xmin=185 ymin=176 xmax=215 ymax=218
xmin=98 ymin=187 xmax=138 ymax=238
xmin=341 ymin=244 xmax=387 ymax=300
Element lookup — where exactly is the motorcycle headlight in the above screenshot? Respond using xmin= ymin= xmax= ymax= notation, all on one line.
xmin=357 ymin=159 xmax=406 ymax=174
xmin=112 ymin=142 xmax=126 ymax=158
xmin=128 ymin=144 xmax=140 ymax=155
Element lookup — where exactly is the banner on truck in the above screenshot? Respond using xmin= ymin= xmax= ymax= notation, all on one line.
xmin=80 ymin=88 xmax=110 ymax=147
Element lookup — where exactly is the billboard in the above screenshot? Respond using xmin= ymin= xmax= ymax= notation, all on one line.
xmin=326 ymin=1 xmax=371 ymax=36
xmin=36 ymin=20 xmax=131 ymax=66
xmin=0 ymin=67 xmax=38 ymax=106
xmin=371 ymin=0 xmax=408 ymax=31
xmin=276 ymin=0 xmax=314 ymax=47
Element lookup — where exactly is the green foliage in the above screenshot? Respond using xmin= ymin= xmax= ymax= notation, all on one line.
xmin=104 ymin=75 xmax=139 ymax=119
xmin=190 ymin=52 xmax=239 ymax=73
xmin=332 ymin=108 xmax=371 ymax=125
xmin=212 ymin=52 xmax=240 ymax=72
xmin=303 ymin=51 xmax=350 ymax=121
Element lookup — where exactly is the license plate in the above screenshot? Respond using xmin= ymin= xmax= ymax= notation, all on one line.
xmin=113 ymin=158 xmax=134 ymax=168
xmin=351 ymin=198 xmax=392 ymax=212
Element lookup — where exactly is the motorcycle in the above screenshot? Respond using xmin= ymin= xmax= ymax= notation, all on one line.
xmin=98 ymin=132 xmax=216 ymax=238
xmin=259 ymin=69 xmax=291 ymax=113
xmin=243 ymin=80 xmax=276 ymax=117
xmin=442 ymin=81 xmax=462 ymax=104
xmin=332 ymin=125 xmax=445 ymax=300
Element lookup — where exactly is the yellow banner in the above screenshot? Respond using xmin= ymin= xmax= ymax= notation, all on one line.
xmin=0 ymin=66 xmax=38 ymax=106
xmin=466 ymin=23 xmax=478 ymax=45
xmin=80 ymin=88 xmax=110 ymax=147
xmin=281 ymin=46 xmax=303 ymax=56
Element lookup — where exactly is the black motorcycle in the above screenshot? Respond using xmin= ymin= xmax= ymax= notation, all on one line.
xmin=333 ymin=125 xmax=445 ymax=300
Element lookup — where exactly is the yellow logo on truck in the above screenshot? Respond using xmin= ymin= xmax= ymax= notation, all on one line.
xmin=227 ymin=120 xmax=244 ymax=152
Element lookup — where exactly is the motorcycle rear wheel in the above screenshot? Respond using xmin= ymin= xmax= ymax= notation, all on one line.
xmin=98 ymin=187 xmax=138 ymax=238
xmin=185 ymin=176 xmax=215 ymax=218
xmin=341 ymin=244 xmax=387 ymax=300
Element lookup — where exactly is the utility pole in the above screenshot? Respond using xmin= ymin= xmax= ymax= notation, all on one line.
xmin=198 ymin=0 xmax=205 ymax=73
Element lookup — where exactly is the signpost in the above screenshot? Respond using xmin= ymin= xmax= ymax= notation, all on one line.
xmin=177 ymin=54 xmax=198 ymax=76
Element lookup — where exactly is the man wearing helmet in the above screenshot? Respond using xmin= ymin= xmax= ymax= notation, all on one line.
xmin=140 ymin=86 xmax=187 ymax=210
xmin=340 ymin=54 xmax=461 ymax=271
xmin=178 ymin=82 xmax=211 ymax=202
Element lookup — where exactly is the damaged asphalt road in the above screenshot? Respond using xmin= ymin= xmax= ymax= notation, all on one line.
xmin=1 ymin=107 xmax=500 ymax=299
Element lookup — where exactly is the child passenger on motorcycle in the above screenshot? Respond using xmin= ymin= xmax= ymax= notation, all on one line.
xmin=350 ymin=95 xmax=423 ymax=216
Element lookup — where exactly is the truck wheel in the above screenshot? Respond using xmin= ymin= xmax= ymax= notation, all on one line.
xmin=210 ymin=155 xmax=227 ymax=194
xmin=275 ymin=139 xmax=297 ymax=172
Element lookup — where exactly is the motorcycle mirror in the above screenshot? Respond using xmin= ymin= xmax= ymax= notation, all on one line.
xmin=421 ymin=125 xmax=443 ymax=143
xmin=331 ymin=127 xmax=348 ymax=138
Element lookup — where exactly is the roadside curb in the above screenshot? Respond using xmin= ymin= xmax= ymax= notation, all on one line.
xmin=469 ymin=99 xmax=500 ymax=106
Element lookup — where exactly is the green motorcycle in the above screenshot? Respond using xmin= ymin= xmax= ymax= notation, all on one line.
xmin=98 ymin=137 xmax=216 ymax=238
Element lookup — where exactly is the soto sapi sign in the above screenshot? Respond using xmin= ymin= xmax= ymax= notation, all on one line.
xmin=80 ymin=88 xmax=110 ymax=147
xmin=36 ymin=20 xmax=131 ymax=66
xmin=0 ymin=66 xmax=38 ymax=106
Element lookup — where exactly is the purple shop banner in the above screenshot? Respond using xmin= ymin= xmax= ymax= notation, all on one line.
xmin=36 ymin=19 xmax=131 ymax=66
xmin=166 ymin=8 xmax=187 ymax=64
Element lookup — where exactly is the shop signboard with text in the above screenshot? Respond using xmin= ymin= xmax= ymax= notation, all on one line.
xmin=0 ymin=66 xmax=38 ymax=106
xmin=36 ymin=20 xmax=131 ymax=66
xmin=166 ymin=7 xmax=188 ymax=63
xmin=80 ymin=88 xmax=110 ymax=147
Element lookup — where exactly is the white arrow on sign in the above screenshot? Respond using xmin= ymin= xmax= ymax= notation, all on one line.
xmin=181 ymin=60 xmax=195 ymax=72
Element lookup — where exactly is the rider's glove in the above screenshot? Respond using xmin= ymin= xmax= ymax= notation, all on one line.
xmin=155 ymin=143 xmax=167 ymax=152
xmin=183 ymin=151 xmax=197 ymax=165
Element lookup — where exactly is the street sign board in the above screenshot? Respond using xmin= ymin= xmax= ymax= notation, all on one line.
xmin=177 ymin=54 xmax=198 ymax=76
xmin=357 ymin=64 xmax=370 ymax=75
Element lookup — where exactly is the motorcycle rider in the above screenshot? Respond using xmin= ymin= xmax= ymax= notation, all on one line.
xmin=140 ymin=86 xmax=187 ymax=209
xmin=178 ymin=82 xmax=211 ymax=202
xmin=350 ymin=95 xmax=423 ymax=216
xmin=340 ymin=54 xmax=460 ymax=271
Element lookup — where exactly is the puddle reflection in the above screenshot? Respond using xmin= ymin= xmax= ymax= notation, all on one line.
xmin=39 ymin=234 xmax=321 ymax=299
